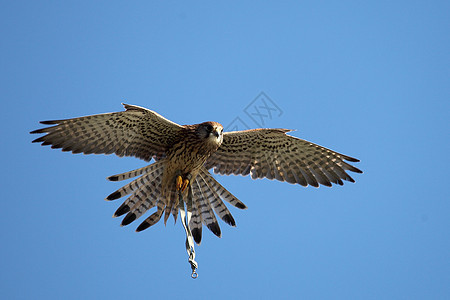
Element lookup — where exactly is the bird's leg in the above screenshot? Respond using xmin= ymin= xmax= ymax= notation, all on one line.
xmin=181 ymin=174 xmax=191 ymax=192
xmin=175 ymin=172 xmax=191 ymax=192
xmin=176 ymin=174 xmax=183 ymax=191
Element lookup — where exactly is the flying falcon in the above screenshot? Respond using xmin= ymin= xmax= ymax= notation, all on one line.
xmin=31 ymin=103 xmax=362 ymax=277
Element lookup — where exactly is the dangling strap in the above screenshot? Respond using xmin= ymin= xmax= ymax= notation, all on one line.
xmin=179 ymin=189 xmax=198 ymax=279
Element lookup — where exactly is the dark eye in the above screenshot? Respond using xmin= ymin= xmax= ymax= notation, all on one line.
xmin=206 ymin=124 xmax=213 ymax=132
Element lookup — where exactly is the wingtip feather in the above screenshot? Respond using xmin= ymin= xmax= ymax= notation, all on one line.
xmin=345 ymin=156 xmax=360 ymax=163
xmin=354 ymin=167 xmax=363 ymax=174
xmin=31 ymin=136 xmax=44 ymax=143
xmin=30 ymin=128 xmax=44 ymax=134
xmin=40 ymin=120 xmax=60 ymax=125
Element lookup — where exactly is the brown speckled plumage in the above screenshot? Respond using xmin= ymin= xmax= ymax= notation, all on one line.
xmin=31 ymin=103 xmax=362 ymax=245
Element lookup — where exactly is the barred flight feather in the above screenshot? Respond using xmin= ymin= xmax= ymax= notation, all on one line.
xmin=197 ymin=172 xmax=236 ymax=227
xmin=104 ymin=161 xmax=244 ymax=242
xmin=192 ymin=177 xmax=221 ymax=237
xmin=188 ymin=192 xmax=203 ymax=245
xmin=31 ymin=104 xmax=362 ymax=274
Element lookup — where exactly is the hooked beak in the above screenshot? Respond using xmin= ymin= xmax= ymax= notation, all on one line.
xmin=212 ymin=129 xmax=220 ymax=138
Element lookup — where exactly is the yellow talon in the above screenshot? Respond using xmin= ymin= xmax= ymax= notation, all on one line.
xmin=176 ymin=175 xmax=189 ymax=192
xmin=181 ymin=179 xmax=189 ymax=192
xmin=176 ymin=175 xmax=183 ymax=191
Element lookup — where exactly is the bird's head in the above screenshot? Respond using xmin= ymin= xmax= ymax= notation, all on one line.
xmin=196 ymin=121 xmax=224 ymax=146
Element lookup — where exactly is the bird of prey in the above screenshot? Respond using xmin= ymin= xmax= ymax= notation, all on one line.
xmin=31 ymin=103 xmax=362 ymax=277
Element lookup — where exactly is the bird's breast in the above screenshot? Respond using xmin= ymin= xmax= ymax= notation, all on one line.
xmin=161 ymin=137 xmax=217 ymax=190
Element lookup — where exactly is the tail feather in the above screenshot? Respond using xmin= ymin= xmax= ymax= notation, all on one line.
xmin=201 ymin=168 xmax=247 ymax=210
xmin=107 ymin=164 xmax=157 ymax=182
xmin=193 ymin=177 xmax=221 ymax=238
xmin=112 ymin=172 xmax=161 ymax=218
xmin=197 ymin=172 xmax=236 ymax=227
xmin=107 ymin=163 xmax=245 ymax=241
xmin=171 ymin=200 xmax=179 ymax=224
xmin=163 ymin=189 xmax=178 ymax=225
xmin=136 ymin=200 xmax=165 ymax=232
xmin=120 ymin=183 xmax=159 ymax=224
xmin=107 ymin=161 xmax=164 ymax=229
xmin=106 ymin=162 xmax=163 ymax=201
xmin=188 ymin=188 xmax=203 ymax=245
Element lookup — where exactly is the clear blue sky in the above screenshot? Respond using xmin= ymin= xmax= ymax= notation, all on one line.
xmin=1 ymin=1 xmax=449 ymax=299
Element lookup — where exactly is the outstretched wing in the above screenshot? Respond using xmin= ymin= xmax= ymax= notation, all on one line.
xmin=205 ymin=129 xmax=362 ymax=187
xmin=31 ymin=103 xmax=183 ymax=161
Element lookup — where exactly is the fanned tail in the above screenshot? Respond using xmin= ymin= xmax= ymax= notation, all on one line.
xmin=106 ymin=163 xmax=246 ymax=244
